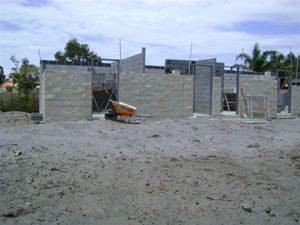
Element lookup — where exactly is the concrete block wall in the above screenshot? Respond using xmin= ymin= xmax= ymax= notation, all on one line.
xmin=223 ymin=73 xmax=237 ymax=93
xmin=212 ymin=77 xmax=222 ymax=116
xmin=119 ymin=73 xmax=193 ymax=118
xmin=239 ymin=76 xmax=277 ymax=118
xmin=39 ymin=69 xmax=45 ymax=115
xmin=209 ymin=72 xmax=278 ymax=118
xmin=291 ymin=86 xmax=300 ymax=115
xmin=93 ymin=67 xmax=114 ymax=87
xmin=40 ymin=70 xmax=92 ymax=122
xmin=193 ymin=63 xmax=212 ymax=114
xmin=94 ymin=66 xmax=111 ymax=74
xmin=223 ymin=73 xmax=268 ymax=92
xmin=145 ymin=68 xmax=165 ymax=75
xmin=165 ymin=59 xmax=191 ymax=75
xmin=111 ymin=48 xmax=145 ymax=74
xmin=195 ymin=59 xmax=224 ymax=76
xmin=42 ymin=64 xmax=90 ymax=71
xmin=42 ymin=64 xmax=112 ymax=87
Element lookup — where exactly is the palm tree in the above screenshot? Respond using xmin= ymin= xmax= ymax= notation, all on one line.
xmin=264 ymin=50 xmax=286 ymax=72
xmin=284 ymin=52 xmax=298 ymax=78
xmin=236 ymin=43 xmax=271 ymax=72
xmin=284 ymin=52 xmax=296 ymax=69
xmin=236 ymin=43 xmax=298 ymax=77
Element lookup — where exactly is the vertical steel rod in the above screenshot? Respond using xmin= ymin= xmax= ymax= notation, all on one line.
xmin=236 ymin=67 xmax=240 ymax=115
xmin=288 ymin=71 xmax=292 ymax=113
xmin=209 ymin=65 xmax=213 ymax=115
xmin=221 ymin=66 xmax=225 ymax=113
xmin=296 ymin=55 xmax=299 ymax=82
xmin=188 ymin=42 xmax=193 ymax=76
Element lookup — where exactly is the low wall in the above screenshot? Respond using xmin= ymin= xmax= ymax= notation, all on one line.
xmin=240 ymin=75 xmax=277 ymax=118
xmin=40 ymin=70 xmax=92 ymax=122
xmin=119 ymin=74 xmax=193 ymax=118
xmin=292 ymin=86 xmax=300 ymax=115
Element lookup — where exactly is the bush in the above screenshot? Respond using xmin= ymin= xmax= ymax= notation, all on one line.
xmin=0 ymin=92 xmax=39 ymax=113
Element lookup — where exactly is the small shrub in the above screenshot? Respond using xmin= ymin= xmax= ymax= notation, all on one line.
xmin=5 ymin=86 xmax=13 ymax=92
xmin=0 ymin=92 xmax=38 ymax=113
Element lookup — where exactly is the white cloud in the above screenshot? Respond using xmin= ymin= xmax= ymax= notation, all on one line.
xmin=0 ymin=0 xmax=300 ymax=74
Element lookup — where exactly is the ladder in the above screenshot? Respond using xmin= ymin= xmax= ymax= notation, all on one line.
xmin=224 ymin=94 xmax=230 ymax=111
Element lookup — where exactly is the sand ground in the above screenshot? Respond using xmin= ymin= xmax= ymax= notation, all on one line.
xmin=0 ymin=116 xmax=300 ymax=225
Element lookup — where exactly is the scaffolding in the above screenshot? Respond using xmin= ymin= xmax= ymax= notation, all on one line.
xmin=243 ymin=95 xmax=271 ymax=120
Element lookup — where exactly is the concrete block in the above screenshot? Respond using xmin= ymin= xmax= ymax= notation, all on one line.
xmin=292 ymin=86 xmax=300 ymax=115
xmin=120 ymin=73 xmax=193 ymax=117
xmin=40 ymin=69 xmax=92 ymax=122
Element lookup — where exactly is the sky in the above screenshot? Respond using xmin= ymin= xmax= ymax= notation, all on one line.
xmin=1 ymin=0 xmax=300 ymax=75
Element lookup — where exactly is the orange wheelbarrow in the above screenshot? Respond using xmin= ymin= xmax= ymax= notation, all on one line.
xmin=105 ymin=100 xmax=138 ymax=122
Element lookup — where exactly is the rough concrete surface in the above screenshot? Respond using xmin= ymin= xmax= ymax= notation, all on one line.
xmin=40 ymin=70 xmax=92 ymax=122
xmin=0 ymin=116 xmax=300 ymax=225
xmin=292 ymin=86 xmax=300 ymax=115
xmin=120 ymin=74 xmax=193 ymax=118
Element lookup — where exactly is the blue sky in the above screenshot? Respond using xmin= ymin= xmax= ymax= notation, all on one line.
xmin=220 ymin=21 xmax=300 ymax=35
xmin=0 ymin=0 xmax=300 ymax=74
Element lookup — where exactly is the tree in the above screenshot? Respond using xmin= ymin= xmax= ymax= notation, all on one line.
xmin=0 ymin=66 xmax=5 ymax=84
xmin=284 ymin=52 xmax=299 ymax=79
xmin=10 ymin=55 xmax=20 ymax=73
xmin=284 ymin=52 xmax=296 ymax=69
xmin=264 ymin=50 xmax=286 ymax=72
xmin=9 ymin=57 xmax=39 ymax=95
xmin=54 ymin=38 xmax=101 ymax=64
xmin=236 ymin=43 xmax=272 ymax=72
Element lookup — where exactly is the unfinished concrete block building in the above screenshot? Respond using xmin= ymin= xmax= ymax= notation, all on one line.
xmin=39 ymin=47 xmax=298 ymax=122
xmin=160 ymin=58 xmax=278 ymax=119
xmin=40 ymin=60 xmax=118 ymax=122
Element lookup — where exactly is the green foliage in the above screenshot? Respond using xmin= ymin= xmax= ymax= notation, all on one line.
xmin=5 ymin=86 xmax=13 ymax=92
xmin=264 ymin=50 xmax=286 ymax=72
xmin=1 ymin=57 xmax=39 ymax=113
xmin=54 ymin=38 xmax=101 ymax=64
xmin=236 ymin=43 xmax=272 ymax=72
xmin=0 ymin=66 xmax=5 ymax=84
xmin=236 ymin=43 xmax=299 ymax=77
xmin=9 ymin=57 xmax=39 ymax=95
xmin=0 ymin=92 xmax=39 ymax=113
xmin=285 ymin=52 xmax=298 ymax=76
xmin=10 ymin=55 xmax=19 ymax=73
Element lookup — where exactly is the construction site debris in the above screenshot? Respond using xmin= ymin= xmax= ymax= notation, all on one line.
xmin=241 ymin=203 xmax=253 ymax=213
xmin=14 ymin=151 xmax=22 ymax=157
xmin=247 ymin=143 xmax=261 ymax=148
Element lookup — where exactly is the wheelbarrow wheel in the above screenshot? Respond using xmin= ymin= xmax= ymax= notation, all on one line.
xmin=111 ymin=113 xmax=117 ymax=121
xmin=105 ymin=109 xmax=118 ymax=121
